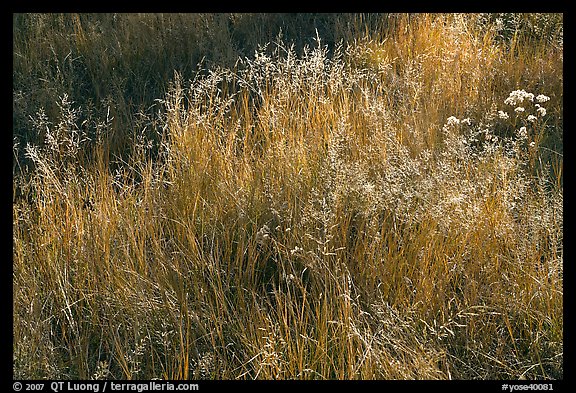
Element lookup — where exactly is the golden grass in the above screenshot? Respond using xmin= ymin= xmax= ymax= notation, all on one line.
xmin=13 ymin=13 xmax=562 ymax=380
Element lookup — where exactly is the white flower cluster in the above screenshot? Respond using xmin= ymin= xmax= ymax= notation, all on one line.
xmin=446 ymin=116 xmax=460 ymax=126
xmin=535 ymin=105 xmax=546 ymax=117
xmin=499 ymin=89 xmax=552 ymax=158
xmin=518 ymin=126 xmax=528 ymax=139
xmin=443 ymin=116 xmax=472 ymax=132
xmin=500 ymin=90 xmax=549 ymax=122
xmin=504 ymin=89 xmax=535 ymax=107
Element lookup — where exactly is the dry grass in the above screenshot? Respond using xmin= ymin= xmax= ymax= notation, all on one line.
xmin=13 ymin=13 xmax=562 ymax=380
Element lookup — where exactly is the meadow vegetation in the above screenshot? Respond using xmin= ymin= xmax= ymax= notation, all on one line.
xmin=13 ymin=13 xmax=563 ymax=379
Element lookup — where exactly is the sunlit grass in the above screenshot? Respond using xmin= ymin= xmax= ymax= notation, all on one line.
xmin=13 ymin=13 xmax=562 ymax=380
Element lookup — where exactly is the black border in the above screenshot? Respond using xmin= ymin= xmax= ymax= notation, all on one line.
xmin=9 ymin=6 xmax=569 ymax=389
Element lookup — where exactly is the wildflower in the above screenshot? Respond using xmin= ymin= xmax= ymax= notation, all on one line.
xmin=446 ymin=116 xmax=460 ymax=126
xmin=527 ymin=115 xmax=537 ymax=122
xmin=504 ymin=94 xmax=517 ymax=106
xmin=537 ymin=107 xmax=546 ymax=117
xmin=443 ymin=116 xmax=460 ymax=132
xmin=536 ymin=94 xmax=550 ymax=103
xmin=529 ymin=142 xmax=536 ymax=148
xmin=518 ymin=127 xmax=528 ymax=138
xmin=498 ymin=110 xmax=509 ymax=120
xmin=514 ymin=107 xmax=525 ymax=113
xmin=504 ymin=89 xmax=533 ymax=106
